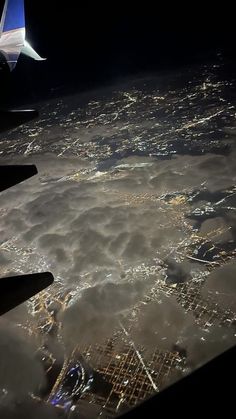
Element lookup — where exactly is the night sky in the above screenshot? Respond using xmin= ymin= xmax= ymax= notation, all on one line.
xmin=0 ymin=1 xmax=235 ymax=106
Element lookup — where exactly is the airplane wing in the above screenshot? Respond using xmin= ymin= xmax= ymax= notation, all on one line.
xmin=0 ymin=108 xmax=39 ymax=132
xmin=0 ymin=0 xmax=45 ymax=71
xmin=0 ymin=272 xmax=54 ymax=316
xmin=0 ymin=164 xmax=38 ymax=192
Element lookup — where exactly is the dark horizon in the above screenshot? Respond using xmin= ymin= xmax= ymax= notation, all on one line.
xmin=0 ymin=1 xmax=235 ymax=106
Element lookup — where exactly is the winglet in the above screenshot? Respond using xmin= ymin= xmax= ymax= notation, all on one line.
xmin=22 ymin=40 xmax=46 ymax=61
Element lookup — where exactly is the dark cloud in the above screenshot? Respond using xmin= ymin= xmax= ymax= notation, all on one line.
xmin=60 ymin=280 xmax=149 ymax=349
xmin=0 ymin=321 xmax=45 ymax=395
xmin=180 ymin=325 xmax=236 ymax=370
xmin=0 ymin=399 xmax=63 ymax=419
xmin=202 ymin=260 xmax=236 ymax=310
xmin=0 ymin=252 xmax=10 ymax=266
xmin=131 ymin=294 xmax=194 ymax=352
xmin=199 ymin=217 xmax=232 ymax=244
